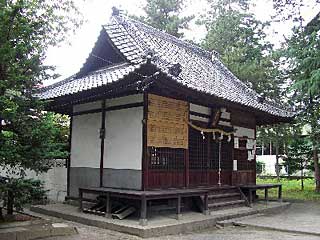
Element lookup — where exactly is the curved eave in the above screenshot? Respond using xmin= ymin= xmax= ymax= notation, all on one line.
xmin=37 ymin=62 xmax=159 ymax=114
xmin=152 ymin=70 xmax=295 ymax=126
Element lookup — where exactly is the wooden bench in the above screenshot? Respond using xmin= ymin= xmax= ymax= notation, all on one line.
xmin=239 ymin=184 xmax=282 ymax=206
xmin=78 ymin=187 xmax=212 ymax=226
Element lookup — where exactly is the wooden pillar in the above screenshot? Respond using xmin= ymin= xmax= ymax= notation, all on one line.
xmin=218 ymin=140 xmax=222 ymax=186
xmin=67 ymin=116 xmax=73 ymax=197
xmin=248 ymin=189 xmax=253 ymax=207
xmin=264 ymin=188 xmax=269 ymax=203
xmin=99 ymin=100 xmax=106 ymax=187
xmin=142 ymin=93 xmax=148 ymax=190
xmin=254 ymin=126 xmax=257 ymax=184
xmin=140 ymin=195 xmax=147 ymax=226
xmin=203 ymin=193 xmax=209 ymax=215
xmin=79 ymin=189 xmax=83 ymax=211
xmin=185 ymin=103 xmax=190 ymax=188
xmin=176 ymin=195 xmax=182 ymax=220
xmin=278 ymin=185 xmax=282 ymax=202
xmin=206 ymin=132 xmax=210 ymax=186
xmin=105 ymin=192 xmax=111 ymax=218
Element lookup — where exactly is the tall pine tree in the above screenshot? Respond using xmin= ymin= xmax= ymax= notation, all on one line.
xmin=135 ymin=0 xmax=194 ymax=38
xmin=272 ymin=0 xmax=320 ymax=192
xmin=200 ymin=0 xmax=283 ymax=99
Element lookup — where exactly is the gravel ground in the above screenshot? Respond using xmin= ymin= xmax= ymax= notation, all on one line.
xmin=38 ymin=202 xmax=320 ymax=240
xmin=40 ymin=220 xmax=320 ymax=240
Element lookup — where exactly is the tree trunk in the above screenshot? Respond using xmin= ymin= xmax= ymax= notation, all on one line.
xmin=284 ymin=142 xmax=290 ymax=176
xmin=7 ymin=190 xmax=14 ymax=215
xmin=275 ymin=144 xmax=280 ymax=182
xmin=300 ymin=159 xmax=304 ymax=191
xmin=313 ymin=145 xmax=320 ymax=192
xmin=0 ymin=207 xmax=3 ymax=220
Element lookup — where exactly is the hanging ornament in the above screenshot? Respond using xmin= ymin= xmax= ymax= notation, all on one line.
xmin=187 ymin=121 xmax=234 ymax=136
xmin=201 ymin=131 xmax=205 ymax=140
xmin=219 ymin=133 xmax=224 ymax=141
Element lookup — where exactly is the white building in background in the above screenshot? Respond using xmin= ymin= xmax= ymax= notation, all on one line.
xmin=256 ymin=155 xmax=288 ymax=176
xmin=255 ymin=140 xmax=288 ymax=176
xmin=256 ymin=125 xmax=315 ymax=176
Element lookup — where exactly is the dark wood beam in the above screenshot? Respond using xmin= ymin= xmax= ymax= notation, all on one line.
xmin=99 ymin=100 xmax=106 ymax=187
xmin=142 ymin=92 xmax=148 ymax=190
xmin=72 ymin=102 xmax=144 ymax=116
xmin=66 ymin=116 xmax=73 ymax=197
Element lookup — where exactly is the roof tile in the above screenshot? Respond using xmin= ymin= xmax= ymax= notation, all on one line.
xmin=38 ymin=14 xmax=294 ymax=118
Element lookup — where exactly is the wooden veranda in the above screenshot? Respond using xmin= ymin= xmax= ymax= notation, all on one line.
xmin=78 ymin=185 xmax=249 ymax=226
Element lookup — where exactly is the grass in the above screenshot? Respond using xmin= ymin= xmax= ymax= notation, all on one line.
xmin=256 ymin=177 xmax=320 ymax=201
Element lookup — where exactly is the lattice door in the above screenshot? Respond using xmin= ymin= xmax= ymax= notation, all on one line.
xmin=188 ymin=127 xmax=209 ymax=186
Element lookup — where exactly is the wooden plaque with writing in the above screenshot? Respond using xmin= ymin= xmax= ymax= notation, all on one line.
xmin=147 ymin=94 xmax=188 ymax=149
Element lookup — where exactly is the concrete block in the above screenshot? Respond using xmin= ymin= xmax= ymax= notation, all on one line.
xmin=139 ymin=218 xmax=148 ymax=226
xmin=50 ymin=223 xmax=78 ymax=236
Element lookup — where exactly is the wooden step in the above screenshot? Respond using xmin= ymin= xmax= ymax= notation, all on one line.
xmin=149 ymin=203 xmax=186 ymax=213
xmin=208 ymin=199 xmax=246 ymax=210
xmin=208 ymin=192 xmax=240 ymax=199
xmin=208 ymin=193 xmax=241 ymax=204
xmin=207 ymin=188 xmax=239 ymax=195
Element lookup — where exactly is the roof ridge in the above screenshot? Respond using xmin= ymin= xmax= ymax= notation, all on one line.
xmin=114 ymin=14 xmax=259 ymax=98
xmin=111 ymin=15 xmax=149 ymax=56
xmin=113 ymin=14 xmax=273 ymax=103
xmin=114 ymin=14 xmax=213 ymax=60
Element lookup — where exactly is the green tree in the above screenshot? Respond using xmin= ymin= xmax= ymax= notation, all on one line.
xmin=273 ymin=0 xmax=320 ymax=191
xmin=284 ymin=134 xmax=311 ymax=190
xmin=136 ymin=0 xmax=194 ymax=38
xmin=200 ymin=0 xmax=283 ymax=99
xmin=0 ymin=0 xmax=82 ymax=217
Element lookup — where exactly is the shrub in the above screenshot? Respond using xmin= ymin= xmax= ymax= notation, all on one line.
xmin=0 ymin=178 xmax=47 ymax=216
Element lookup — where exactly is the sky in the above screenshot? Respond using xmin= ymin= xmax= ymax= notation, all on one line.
xmin=43 ymin=0 xmax=320 ymax=85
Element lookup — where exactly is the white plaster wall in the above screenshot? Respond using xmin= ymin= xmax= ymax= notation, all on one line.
xmin=234 ymin=126 xmax=255 ymax=139
xmin=104 ymin=107 xmax=143 ymax=170
xmin=71 ymin=113 xmax=101 ymax=168
xmin=106 ymin=94 xmax=143 ymax=107
xmin=221 ymin=112 xmax=231 ymax=119
xmin=72 ymin=94 xmax=143 ymax=113
xmin=218 ymin=120 xmax=232 ymax=126
xmin=190 ymin=103 xmax=210 ymax=115
xmin=73 ymin=101 xmax=101 ymax=112
xmin=190 ymin=104 xmax=232 ymax=121
xmin=190 ymin=115 xmax=209 ymax=122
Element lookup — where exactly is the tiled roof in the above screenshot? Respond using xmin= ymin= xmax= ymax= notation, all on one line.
xmin=38 ymin=12 xmax=294 ymax=118
xmin=38 ymin=63 xmax=141 ymax=100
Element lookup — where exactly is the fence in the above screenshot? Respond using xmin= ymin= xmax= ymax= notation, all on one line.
xmin=0 ymin=159 xmax=67 ymax=202
xmin=258 ymin=175 xmax=314 ymax=180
